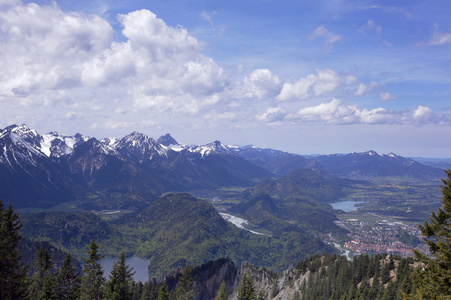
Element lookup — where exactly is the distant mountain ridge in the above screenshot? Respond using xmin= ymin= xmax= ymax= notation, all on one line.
xmin=314 ymin=150 xmax=444 ymax=180
xmin=232 ymin=145 xmax=444 ymax=180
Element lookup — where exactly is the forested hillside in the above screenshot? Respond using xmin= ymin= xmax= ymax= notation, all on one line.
xmin=19 ymin=193 xmax=335 ymax=279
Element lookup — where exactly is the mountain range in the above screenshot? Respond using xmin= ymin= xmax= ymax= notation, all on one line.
xmin=0 ymin=124 xmax=444 ymax=209
xmin=0 ymin=124 xmax=271 ymax=208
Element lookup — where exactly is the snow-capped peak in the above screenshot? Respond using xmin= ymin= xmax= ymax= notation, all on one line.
xmin=189 ymin=140 xmax=236 ymax=157
xmin=1 ymin=124 xmax=41 ymax=146
xmin=114 ymin=132 xmax=159 ymax=149
xmin=0 ymin=124 xmax=46 ymax=168
xmin=364 ymin=150 xmax=378 ymax=156
xmin=0 ymin=124 xmax=91 ymax=159
xmin=113 ymin=131 xmax=172 ymax=162
xmin=383 ymin=152 xmax=398 ymax=158
xmin=5 ymin=124 xmax=38 ymax=139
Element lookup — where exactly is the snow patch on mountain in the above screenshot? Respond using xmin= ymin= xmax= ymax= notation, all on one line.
xmin=188 ymin=140 xmax=236 ymax=157
xmin=112 ymin=131 xmax=173 ymax=162
xmin=39 ymin=132 xmax=89 ymax=158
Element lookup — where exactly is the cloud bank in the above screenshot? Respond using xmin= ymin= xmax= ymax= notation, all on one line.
xmin=0 ymin=1 xmax=448 ymax=132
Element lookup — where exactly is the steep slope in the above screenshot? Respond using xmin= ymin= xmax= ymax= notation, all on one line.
xmin=315 ymin=150 xmax=444 ymax=180
xmin=64 ymin=137 xmax=163 ymax=195
xmin=157 ymin=133 xmax=179 ymax=147
xmin=113 ymin=131 xmax=173 ymax=164
xmin=130 ymin=193 xmax=335 ymax=278
xmin=150 ymin=141 xmax=274 ymax=190
xmin=20 ymin=211 xmax=130 ymax=258
xmin=0 ymin=125 xmax=78 ymax=208
xmin=112 ymin=133 xmax=273 ymax=190
xmin=159 ymin=253 xmax=417 ymax=300
xmin=19 ymin=238 xmax=82 ymax=275
xmin=40 ymin=131 xmax=88 ymax=159
xmin=164 ymin=258 xmax=239 ymax=300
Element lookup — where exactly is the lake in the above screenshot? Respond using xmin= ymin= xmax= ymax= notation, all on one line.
xmin=330 ymin=200 xmax=364 ymax=212
xmin=100 ymin=256 xmax=150 ymax=283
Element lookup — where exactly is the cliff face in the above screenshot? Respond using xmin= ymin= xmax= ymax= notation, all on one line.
xmin=165 ymin=258 xmax=239 ymax=300
xmin=269 ymin=269 xmax=310 ymax=300
xmin=227 ymin=254 xmax=416 ymax=300
xmin=232 ymin=261 xmax=278 ymax=299
xmin=166 ymin=254 xmax=416 ymax=300
xmin=230 ymin=262 xmax=311 ymax=300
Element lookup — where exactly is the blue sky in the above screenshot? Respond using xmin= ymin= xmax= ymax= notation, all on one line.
xmin=1 ymin=0 xmax=451 ymax=157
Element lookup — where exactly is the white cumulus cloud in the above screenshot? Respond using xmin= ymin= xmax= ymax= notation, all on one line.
xmin=1 ymin=1 xmax=448 ymax=133
xmin=0 ymin=3 xmax=232 ymax=116
xmin=240 ymin=69 xmax=282 ymax=100
xmin=0 ymin=2 xmax=112 ymax=104
xmin=256 ymin=107 xmax=286 ymax=123
xmin=277 ymin=69 xmax=355 ymax=102
xmin=292 ymin=99 xmax=445 ymax=126
xmin=412 ymin=105 xmax=435 ymax=123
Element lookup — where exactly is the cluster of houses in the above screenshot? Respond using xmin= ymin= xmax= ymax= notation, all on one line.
xmin=323 ymin=219 xmax=431 ymax=258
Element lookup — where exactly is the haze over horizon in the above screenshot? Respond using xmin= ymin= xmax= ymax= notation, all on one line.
xmin=1 ymin=0 xmax=450 ymax=158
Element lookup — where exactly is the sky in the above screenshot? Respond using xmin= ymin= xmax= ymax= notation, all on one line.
xmin=1 ymin=0 xmax=451 ymax=157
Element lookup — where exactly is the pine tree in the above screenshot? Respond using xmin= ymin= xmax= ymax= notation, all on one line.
xmin=54 ymin=253 xmax=81 ymax=300
xmin=80 ymin=239 xmax=105 ymax=300
xmin=412 ymin=169 xmax=451 ymax=298
xmin=28 ymin=244 xmax=55 ymax=299
xmin=237 ymin=273 xmax=256 ymax=300
xmin=381 ymin=280 xmax=397 ymax=300
xmin=157 ymin=282 xmax=170 ymax=300
xmin=39 ymin=272 xmax=57 ymax=300
xmin=0 ymin=201 xmax=28 ymax=299
xmin=215 ymin=282 xmax=228 ymax=300
xmin=104 ymin=252 xmax=135 ymax=300
xmin=175 ymin=265 xmax=197 ymax=300
xmin=381 ymin=262 xmax=391 ymax=285
xmin=132 ymin=281 xmax=143 ymax=300
xmin=141 ymin=280 xmax=158 ymax=300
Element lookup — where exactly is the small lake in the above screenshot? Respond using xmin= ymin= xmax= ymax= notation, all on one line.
xmin=100 ymin=256 xmax=150 ymax=283
xmin=330 ymin=200 xmax=364 ymax=212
